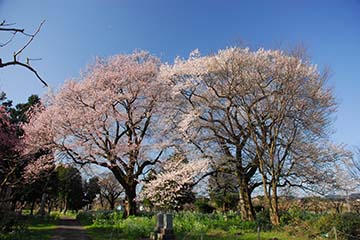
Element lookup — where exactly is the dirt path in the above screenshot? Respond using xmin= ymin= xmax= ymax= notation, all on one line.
xmin=51 ymin=216 xmax=91 ymax=240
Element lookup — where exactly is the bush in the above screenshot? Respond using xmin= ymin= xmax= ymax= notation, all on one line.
xmin=76 ymin=211 xmax=94 ymax=225
xmin=195 ymin=198 xmax=216 ymax=213
xmin=280 ymin=206 xmax=318 ymax=226
xmin=284 ymin=212 xmax=360 ymax=240
xmin=256 ymin=209 xmax=272 ymax=231
xmin=116 ymin=216 xmax=155 ymax=238
xmin=174 ymin=211 xmax=256 ymax=235
xmin=314 ymin=213 xmax=360 ymax=240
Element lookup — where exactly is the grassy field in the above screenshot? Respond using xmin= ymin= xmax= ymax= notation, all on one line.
xmin=0 ymin=215 xmax=57 ymax=240
xmin=78 ymin=210 xmax=359 ymax=239
xmin=77 ymin=211 xmax=307 ymax=240
xmin=85 ymin=225 xmax=304 ymax=240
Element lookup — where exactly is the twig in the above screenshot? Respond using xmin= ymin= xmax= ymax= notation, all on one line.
xmin=14 ymin=20 xmax=45 ymax=59
xmin=0 ymin=60 xmax=47 ymax=86
xmin=0 ymin=20 xmax=47 ymax=86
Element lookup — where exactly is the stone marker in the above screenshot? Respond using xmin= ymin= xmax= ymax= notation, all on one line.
xmin=150 ymin=213 xmax=163 ymax=239
xmin=150 ymin=213 xmax=175 ymax=240
xmin=159 ymin=214 xmax=175 ymax=240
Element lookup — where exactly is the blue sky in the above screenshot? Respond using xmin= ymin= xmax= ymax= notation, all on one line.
xmin=0 ymin=0 xmax=359 ymax=146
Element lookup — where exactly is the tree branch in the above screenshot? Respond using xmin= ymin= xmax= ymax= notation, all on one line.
xmin=0 ymin=20 xmax=47 ymax=86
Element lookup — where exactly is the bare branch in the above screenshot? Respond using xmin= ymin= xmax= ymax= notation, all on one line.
xmin=0 ymin=20 xmax=47 ymax=86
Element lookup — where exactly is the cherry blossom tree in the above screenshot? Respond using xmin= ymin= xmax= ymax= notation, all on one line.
xmin=21 ymin=102 xmax=55 ymax=182
xmin=161 ymin=48 xmax=264 ymax=220
xmin=140 ymin=154 xmax=209 ymax=211
xmin=23 ymin=52 xmax=172 ymax=217
xmin=242 ymin=49 xmax=335 ymax=225
xmin=162 ymin=47 xmax=336 ymax=225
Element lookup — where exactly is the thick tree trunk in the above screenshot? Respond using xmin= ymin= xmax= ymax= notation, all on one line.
xmin=124 ymin=184 xmax=137 ymax=217
xmin=238 ymin=178 xmax=255 ymax=221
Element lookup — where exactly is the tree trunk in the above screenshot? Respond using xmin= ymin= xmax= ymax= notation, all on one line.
xmin=109 ymin=199 xmax=115 ymax=210
xmin=269 ymin=181 xmax=280 ymax=226
xmin=124 ymin=184 xmax=137 ymax=217
xmin=48 ymin=200 xmax=53 ymax=214
xmin=238 ymin=177 xmax=255 ymax=221
xmin=30 ymin=200 xmax=35 ymax=215
xmin=38 ymin=193 xmax=46 ymax=216
xmin=63 ymin=196 xmax=68 ymax=214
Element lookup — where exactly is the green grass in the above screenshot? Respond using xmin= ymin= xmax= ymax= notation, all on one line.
xmin=0 ymin=215 xmax=57 ymax=240
xmin=85 ymin=226 xmax=305 ymax=240
xmin=78 ymin=211 xmax=307 ymax=240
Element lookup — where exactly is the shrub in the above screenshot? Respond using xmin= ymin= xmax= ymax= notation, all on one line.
xmin=314 ymin=213 xmax=360 ymax=240
xmin=256 ymin=209 xmax=272 ymax=231
xmin=195 ymin=198 xmax=216 ymax=213
xmin=76 ymin=211 xmax=94 ymax=225
xmin=113 ymin=216 xmax=155 ymax=238
xmin=174 ymin=211 xmax=256 ymax=235
xmin=280 ymin=206 xmax=318 ymax=226
xmin=285 ymin=212 xmax=360 ymax=240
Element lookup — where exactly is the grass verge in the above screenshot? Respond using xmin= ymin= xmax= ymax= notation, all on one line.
xmin=0 ymin=215 xmax=57 ymax=240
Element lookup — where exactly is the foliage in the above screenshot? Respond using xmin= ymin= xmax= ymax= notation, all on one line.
xmin=76 ymin=211 xmax=96 ymax=225
xmin=280 ymin=206 xmax=318 ymax=226
xmin=0 ymin=93 xmax=55 ymax=224
xmin=78 ymin=211 xmax=154 ymax=239
xmin=195 ymin=198 xmax=216 ymax=213
xmin=80 ymin=210 xmax=307 ymax=240
xmin=140 ymin=155 xmax=208 ymax=211
xmin=56 ymin=165 xmax=84 ymax=212
xmin=255 ymin=209 xmax=272 ymax=231
xmin=24 ymin=51 xmax=173 ymax=217
xmin=208 ymin=172 xmax=239 ymax=212
xmin=163 ymin=47 xmax=338 ymax=225
xmin=0 ymin=214 xmax=57 ymax=240
xmin=314 ymin=213 xmax=360 ymax=240
xmin=284 ymin=212 xmax=360 ymax=240
xmin=83 ymin=177 xmax=100 ymax=209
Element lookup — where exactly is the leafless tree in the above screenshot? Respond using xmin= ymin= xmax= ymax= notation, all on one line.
xmin=99 ymin=173 xmax=124 ymax=210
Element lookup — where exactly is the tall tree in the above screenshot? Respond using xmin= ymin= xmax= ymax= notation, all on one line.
xmin=56 ymin=165 xmax=84 ymax=213
xmin=162 ymin=49 xmax=262 ymax=220
xmin=163 ymin=47 xmax=336 ymax=225
xmin=0 ymin=105 xmax=20 ymax=200
xmin=243 ymin=49 xmax=335 ymax=225
xmin=83 ymin=177 xmax=100 ymax=210
xmin=24 ymin=52 xmax=172 ymax=217
xmin=0 ymin=93 xmax=53 ymax=219
xmin=0 ymin=94 xmax=41 ymax=201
